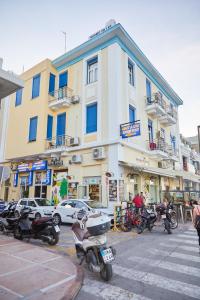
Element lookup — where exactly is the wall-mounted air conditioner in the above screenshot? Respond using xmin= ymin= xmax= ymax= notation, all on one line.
xmin=69 ymin=137 xmax=80 ymax=146
xmin=71 ymin=154 xmax=82 ymax=164
xmin=93 ymin=147 xmax=106 ymax=160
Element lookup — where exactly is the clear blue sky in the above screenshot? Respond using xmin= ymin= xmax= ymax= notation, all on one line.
xmin=1 ymin=0 xmax=200 ymax=137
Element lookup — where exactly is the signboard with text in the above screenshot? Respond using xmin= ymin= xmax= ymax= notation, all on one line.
xmin=17 ymin=160 xmax=47 ymax=172
xmin=120 ymin=121 xmax=141 ymax=139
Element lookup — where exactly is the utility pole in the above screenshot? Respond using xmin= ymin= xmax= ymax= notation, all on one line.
xmin=61 ymin=31 xmax=66 ymax=53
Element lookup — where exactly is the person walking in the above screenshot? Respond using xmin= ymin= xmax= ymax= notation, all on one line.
xmin=192 ymin=200 xmax=200 ymax=254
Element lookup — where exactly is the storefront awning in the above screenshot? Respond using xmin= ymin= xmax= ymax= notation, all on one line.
xmin=174 ymin=170 xmax=200 ymax=183
xmin=119 ymin=161 xmax=176 ymax=178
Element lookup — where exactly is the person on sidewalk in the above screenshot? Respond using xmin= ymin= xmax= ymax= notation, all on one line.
xmin=133 ymin=193 xmax=144 ymax=213
xmin=192 ymin=200 xmax=200 ymax=254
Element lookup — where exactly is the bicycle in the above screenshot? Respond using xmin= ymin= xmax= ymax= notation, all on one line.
xmin=120 ymin=207 xmax=142 ymax=232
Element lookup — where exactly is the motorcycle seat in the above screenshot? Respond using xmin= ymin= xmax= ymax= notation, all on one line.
xmin=32 ymin=217 xmax=52 ymax=225
xmin=6 ymin=217 xmax=18 ymax=223
xmin=72 ymin=223 xmax=90 ymax=241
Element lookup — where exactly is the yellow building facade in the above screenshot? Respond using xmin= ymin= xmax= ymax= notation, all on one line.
xmin=3 ymin=22 xmax=198 ymax=207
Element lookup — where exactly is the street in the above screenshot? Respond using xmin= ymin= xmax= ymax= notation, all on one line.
xmin=47 ymin=223 xmax=200 ymax=300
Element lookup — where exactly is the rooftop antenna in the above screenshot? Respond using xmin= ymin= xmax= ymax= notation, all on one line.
xmin=61 ymin=31 xmax=67 ymax=53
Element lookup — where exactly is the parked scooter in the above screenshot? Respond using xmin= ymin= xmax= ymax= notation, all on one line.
xmin=0 ymin=202 xmax=18 ymax=233
xmin=14 ymin=207 xmax=60 ymax=245
xmin=156 ymin=204 xmax=173 ymax=234
xmin=72 ymin=209 xmax=116 ymax=281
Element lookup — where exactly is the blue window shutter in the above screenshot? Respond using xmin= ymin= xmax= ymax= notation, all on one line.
xmin=49 ymin=73 xmax=55 ymax=95
xmin=15 ymin=89 xmax=23 ymax=106
xmin=87 ymin=56 xmax=98 ymax=66
xmin=86 ymin=103 xmax=97 ymax=133
xmin=29 ymin=117 xmax=38 ymax=142
xmin=129 ymin=105 xmax=135 ymax=123
xmin=32 ymin=74 xmax=41 ymax=98
xmin=46 ymin=115 xmax=53 ymax=140
xmin=146 ymin=79 xmax=151 ymax=102
xmin=59 ymin=71 xmax=68 ymax=88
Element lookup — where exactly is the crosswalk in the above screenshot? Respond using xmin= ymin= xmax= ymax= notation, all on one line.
xmin=77 ymin=229 xmax=200 ymax=300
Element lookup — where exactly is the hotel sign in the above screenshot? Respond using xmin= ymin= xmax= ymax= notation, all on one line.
xmin=120 ymin=121 xmax=141 ymax=139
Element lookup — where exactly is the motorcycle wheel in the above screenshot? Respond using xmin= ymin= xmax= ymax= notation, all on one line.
xmin=164 ymin=219 xmax=172 ymax=234
xmin=120 ymin=215 xmax=132 ymax=232
xmin=170 ymin=213 xmax=178 ymax=229
xmin=137 ymin=219 xmax=146 ymax=234
xmin=14 ymin=227 xmax=23 ymax=240
xmin=148 ymin=223 xmax=154 ymax=232
xmin=100 ymin=263 xmax=113 ymax=281
xmin=0 ymin=222 xmax=4 ymax=232
xmin=48 ymin=231 xmax=59 ymax=246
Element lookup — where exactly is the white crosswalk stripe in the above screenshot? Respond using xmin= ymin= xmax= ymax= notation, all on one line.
xmin=159 ymin=242 xmax=199 ymax=252
xmin=148 ymin=248 xmax=200 ymax=262
xmin=113 ymin=265 xmax=200 ymax=299
xmin=82 ymin=279 xmax=151 ymax=300
xmin=129 ymin=256 xmax=200 ymax=278
xmin=169 ymin=237 xmax=197 ymax=245
xmin=176 ymin=234 xmax=198 ymax=239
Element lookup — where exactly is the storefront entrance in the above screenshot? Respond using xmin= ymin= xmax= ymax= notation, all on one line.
xmin=83 ymin=177 xmax=102 ymax=202
xmin=20 ymin=176 xmax=29 ymax=198
xmin=34 ymin=172 xmax=47 ymax=198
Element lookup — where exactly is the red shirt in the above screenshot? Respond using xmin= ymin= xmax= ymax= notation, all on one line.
xmin=133 ymin=195 xmax=143 ymax=208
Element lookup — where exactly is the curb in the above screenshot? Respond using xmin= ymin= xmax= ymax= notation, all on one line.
xmin=62 ymin=264 xmax=84 ymax=300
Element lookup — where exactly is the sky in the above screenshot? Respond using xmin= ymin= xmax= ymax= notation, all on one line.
xmin=1 ymin=0 xmax=200 ymax=137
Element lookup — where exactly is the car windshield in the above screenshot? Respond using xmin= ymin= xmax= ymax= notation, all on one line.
xmin=84 ymin=201 xmax=107 ymax=209
xmin=35 ymin=198 xmax=52 ymax=206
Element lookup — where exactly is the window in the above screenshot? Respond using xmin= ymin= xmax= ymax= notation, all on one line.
xmin=32 ymin=74 xmax=40 ymax=98
xmin=49 ymin=73 xmax=55 ymax=95
xmin=15 ymin=89 xmax=23 ymax=106
xmin=87 ymin=56 xmax=98 ymax=84
xmin=148 ymin=119 xmax=153 ymax=142
xmin=86 ymin=102 xmax=97 ymax=133
xmin=20 ymin=200 xmax=27 ymax=206
xmin=46 ymin=115 xmax=53 ymax=140
xmin=146 ymin=79 xmax=151 ymax=103
xmin=59 ymin=71 xmax=68 ymax=88
xmin=129 ymin=105 xmax=135 ymax=123
xmin=128 ymin=60 xmax=134 ymax=86
xmin=29 ymin=116 xmax=38 ymax=142
xmin=28 ymin=200 xmax=37 ymax=207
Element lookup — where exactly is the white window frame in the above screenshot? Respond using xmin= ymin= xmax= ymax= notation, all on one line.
xmin=87 ymin=57 xmax=98 ymax=84
xmin=128 ymin=59 xmax=135 ymax=86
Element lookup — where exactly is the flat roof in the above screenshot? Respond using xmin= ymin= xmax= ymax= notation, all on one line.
xmin=0 ymin=68 xmax=24 ymax=99
xmin=52 ymin=23 xmax=183 ymax=106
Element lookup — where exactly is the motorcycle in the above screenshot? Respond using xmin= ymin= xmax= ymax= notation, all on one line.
xmin=14 ymin=207 xmax=60 ymax=245
xmin=0 ymin=202 xmax=18 ymax=233
xmin=167 ymin=202 xmax=178 ymax=229
xmin=137 ymin=207 xmax=157 ymax=234
xmin=156 ymin=204 xmax=173 ymax=234
xmin=72 ymin=209 xmax=116 ymax=281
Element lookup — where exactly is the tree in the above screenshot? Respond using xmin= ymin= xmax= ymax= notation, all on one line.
xmin=59 ymin=178 xmax=68 ymax=199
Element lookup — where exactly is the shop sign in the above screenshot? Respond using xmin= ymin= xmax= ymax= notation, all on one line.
xmin=17 ymin=160 xmax=47 ymax=172
xmin=45 ymin=170 xmax=52 ymax=185
xmin=28 ymin=171 xmax=33 ymax=186
xmin=13 ymin=173 xmax=18 ymax=187
xmin=120 ymin=121 xmax=141 ymax=139
xmin=83 ymin=177 xmax=101 ymax=185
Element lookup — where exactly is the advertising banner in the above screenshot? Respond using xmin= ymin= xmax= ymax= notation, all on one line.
xmin=120 ymin=121 xmax=141 ymax=139
xmin=17 ymin=160 xmax=47 ymax=172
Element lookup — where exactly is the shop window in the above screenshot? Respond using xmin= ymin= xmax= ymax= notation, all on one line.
xmin=32 ymin=74 xmax=41 ymax=99
xmin=87 ymin=56 xmax=98 ymax=84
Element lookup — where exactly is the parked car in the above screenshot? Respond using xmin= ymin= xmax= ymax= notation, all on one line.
xmin=15 ymin=198 xmax=54 ymax=219
xmin=0 ymin=200 xmax=6 ymax=213
xmin=53 ymin=199 xmax=114 ymax=225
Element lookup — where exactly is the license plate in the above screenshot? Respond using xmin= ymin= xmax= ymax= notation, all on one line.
xmin=100 ymin=248 xmax=114 ymax=263
xmin=161 ymin=214 xmax=166 ymax=219
xmin=54 ymin=225 xmax=60 ymax=233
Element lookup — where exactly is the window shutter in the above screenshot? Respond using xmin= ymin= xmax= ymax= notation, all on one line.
xmin=32 ymin=74 xmax=41 ymax=98
xmin=59 ymin=71 xmax=68 ymax=88
xmin=46 ymin=115 xmax=53 ymax=140
xmin=129 ymin=105 xmax=135 ymax=123
xmin=86 ymin=103 xmax=97 ymax=133
xmin=146 ymin=79 xmax=151 ymax=101
xmin=49 ymin=73 xmax=55 ymax=94
xmin=15 ymin=89 xmax=23 ymax=106
xmin=29 ymin=117 xmax=38 ymax=141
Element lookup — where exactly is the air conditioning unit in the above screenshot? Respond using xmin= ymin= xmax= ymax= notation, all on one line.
xmin=71 ymin=95 xmax=80 ymax=104
xmin=69 ymin=137 xmax=80 ymax=146
xmin=71 ymin=154 xmax=82 ymax=164
xmin=93 ymin=147 xmax=106 ymax=160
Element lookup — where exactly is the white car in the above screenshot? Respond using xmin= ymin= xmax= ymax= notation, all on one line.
xmin=15 ymin=198 xmax=54 ymax=219
xmin=53 ymin=199 xmax=114 ymax=225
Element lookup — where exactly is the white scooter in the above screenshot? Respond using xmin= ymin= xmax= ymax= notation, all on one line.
xmin=72 ymin=209 xmax=116 ymax=281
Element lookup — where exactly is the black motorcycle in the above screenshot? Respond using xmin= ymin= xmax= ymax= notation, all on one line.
xmin=156 ymin=204 xmax=173 ymax=234
xmin=137 ymin=207 xmax=157 ymax=234
xmin=14 ymin=207 xmax=60 ymax=246
xmin=0 ymin=202 xmax=18 ymax=233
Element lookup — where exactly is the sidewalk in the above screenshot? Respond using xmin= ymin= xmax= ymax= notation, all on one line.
xmin=0 ymin=235 xmax=83 ymax=300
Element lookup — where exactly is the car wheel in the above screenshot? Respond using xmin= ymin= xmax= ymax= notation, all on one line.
xmin=35 ymin=213 xmax=41 ymax=220
xmin=53 ymin=214 xmax=61 ymax=225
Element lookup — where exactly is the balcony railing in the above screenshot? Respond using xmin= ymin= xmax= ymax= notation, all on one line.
xmin=148 ymin=139 xmax=178 ymax=157
xmin=48 ymin=86 xmax=76 ymax=111
xmin=45 ymin=135 xmax=80 ymax=150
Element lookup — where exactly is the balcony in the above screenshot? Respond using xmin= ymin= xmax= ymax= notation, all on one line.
xmin=159 ymin=105 xmax=177 ymax=125
xmin=145 ymin=93 xmax=166 ymax=118
xmin=45 ymin=135 xmax=80 ymax=151
xmin=148 ymin=138 xmax=178 ymax=160
xmin=48 ymin=87 xmax=80 ymax=111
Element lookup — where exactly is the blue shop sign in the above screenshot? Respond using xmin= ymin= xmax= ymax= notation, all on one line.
xmin=28 ymin=171 xmax=33 ymax=186
xmin=45 ymin=170 xmax=52 ymax=185
xmin=13 ymin=173 xmax=18 ymax=187
xmin=120 ymin=121 xmax=141 ymax=139
xmin=17 ymin=160 xmax=47 ymax=172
